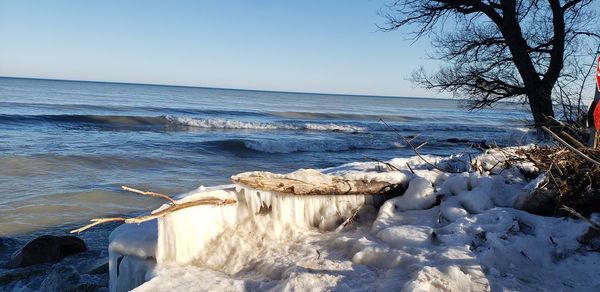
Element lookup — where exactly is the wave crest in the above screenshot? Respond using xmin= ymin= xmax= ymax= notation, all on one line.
xmin=167 ymin=116 xmax=367 ymax=132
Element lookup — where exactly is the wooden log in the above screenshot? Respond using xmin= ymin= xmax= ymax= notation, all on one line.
xmin=232 ymin=172 xmax=402 ymax=196
xmin=557 ymin=131 xmax=586 ymax=149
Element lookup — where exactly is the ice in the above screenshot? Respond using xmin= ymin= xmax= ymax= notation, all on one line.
xmin=109 ymin=221 xmax=157 ymax=260
xmin=113 ymin=256 xmax=156 ymax=292
xmin=156 ymin=189 xmax=239 ymax=264
xmin=108 ymin=220 xmax=157 ymax=292
xmin=108 ymin=148 xmax=600 ymax=291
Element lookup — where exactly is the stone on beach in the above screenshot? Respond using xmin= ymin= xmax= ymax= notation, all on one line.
xmin=7 ymin=235 xmax=87 ymax=268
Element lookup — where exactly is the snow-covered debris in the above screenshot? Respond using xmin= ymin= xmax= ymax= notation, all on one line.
xmin=107 ymin=147 xmax=600 ymax=292
xmin=386 ymin=176 xmax=435 ymax=211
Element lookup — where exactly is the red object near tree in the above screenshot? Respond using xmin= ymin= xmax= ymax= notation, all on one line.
xmin=588 ymin=55 xmax=600 ymax=131
xmin=597 ymin=55 xmax=600 ymax=92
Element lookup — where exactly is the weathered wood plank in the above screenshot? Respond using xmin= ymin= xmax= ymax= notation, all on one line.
xmin=232 ymin=172 xmax=402 ymax=196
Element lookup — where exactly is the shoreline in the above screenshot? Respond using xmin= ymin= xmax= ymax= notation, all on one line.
xmin=5 ymin=145 xmax=599 ymax=291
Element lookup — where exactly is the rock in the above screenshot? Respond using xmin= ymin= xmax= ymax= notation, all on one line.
xmin=513 ymin=173 xmax=558 ymax=215
xmin=64 ymin=283 xmax=105 ymax=292
xmin=39 ymin=265 xmax=80 ymax=292
xmin=57 ymin=236 xmax=87 ymax=257
xmin=0 ymin=264 xmax=49 ymax=286
xmin=7 ymin=235 xmax=61 ymax=268
xmin=7 ymin=235 xmax=87 ymax=268
xmin=87 ymin=262 xmax=109 ymax=275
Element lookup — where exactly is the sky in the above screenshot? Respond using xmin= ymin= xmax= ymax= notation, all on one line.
xmin=0 ymin=0 xmax=439 ymax=97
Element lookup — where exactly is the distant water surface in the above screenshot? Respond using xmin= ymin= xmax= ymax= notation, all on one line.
xmin=0 ymin=77 xmax=531 ymax=236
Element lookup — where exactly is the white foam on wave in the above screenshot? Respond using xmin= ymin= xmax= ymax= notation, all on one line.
xmin=165 ymin=115 xmax=367 ymax=132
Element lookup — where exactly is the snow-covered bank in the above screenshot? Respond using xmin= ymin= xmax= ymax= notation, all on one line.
xmin=109 ymin=148 xmax=600 ymax=291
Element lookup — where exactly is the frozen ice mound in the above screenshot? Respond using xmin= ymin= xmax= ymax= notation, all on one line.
xmin=109 ymin=147 xmax=600 ymax=291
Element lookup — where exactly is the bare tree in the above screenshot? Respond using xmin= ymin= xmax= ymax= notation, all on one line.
xmin=381 ymin=0 xmax=599 ymax=126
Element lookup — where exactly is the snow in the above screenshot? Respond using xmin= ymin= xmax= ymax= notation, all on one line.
xmin=513 ymin=173 xmax=548 ymax=209
xmin=385 ymin=176 xmax=435 ymax=211
xmin=107 ymin=147 xmax=600 ymax=291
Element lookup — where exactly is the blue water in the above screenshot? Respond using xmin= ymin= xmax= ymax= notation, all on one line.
xmin=0 ymin=77 xmax=531 ymax=237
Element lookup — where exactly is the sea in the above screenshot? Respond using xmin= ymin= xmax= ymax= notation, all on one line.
xmin=0 ymin=77 xmax=532 ymax=286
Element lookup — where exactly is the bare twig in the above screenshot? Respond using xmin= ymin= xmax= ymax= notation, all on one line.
xmin=335 ymin=208 xmax=361 ymax=232
xmin=415 ymin=141 xmax=428 ymax=150
xmin=407 ymin=135 xmax=420 ymax=143
xmin=406 ymin=163 xmax=415 ymax=174
xmin=364 ymin=156 xmax=402 ymax=172
xmin=71 ymin=197 xmax=237 ymax=233
xmin=70 ymin=217 xmax=127 ymax=234
xmin=560 ymin=205 xmax=600 ymax=231
xmin=379 ymin=118 xmax=461 ymax=173
xmin=122 ymin=186 xmax=178 ymax=205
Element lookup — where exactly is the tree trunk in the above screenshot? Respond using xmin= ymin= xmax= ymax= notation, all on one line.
xmin=496 ymin=2 xmax=557 ymax=126
xmin=527 ymin=85 xmax=555 ymax=126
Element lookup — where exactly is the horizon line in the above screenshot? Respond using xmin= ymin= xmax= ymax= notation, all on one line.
xmin=0 ymin=75 xmax=450 ymax=101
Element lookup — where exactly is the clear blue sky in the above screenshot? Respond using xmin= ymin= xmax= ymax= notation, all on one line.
xmin=0 ymin=0 xmax=439 ymax=97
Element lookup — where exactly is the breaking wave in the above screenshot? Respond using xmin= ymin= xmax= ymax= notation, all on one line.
xmin=0 ymin=113 xmax=523 ymax=135
xmin=166 ymin=116 xmax=367 ymax=132
xmin=0 ymin=114 xmax=368 ymax=132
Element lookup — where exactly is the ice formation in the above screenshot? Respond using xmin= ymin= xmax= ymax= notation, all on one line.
xmin=108 ymin=148 xmax=600 ymax=291
xmin=157 ymin=189 xmax=239 ymax=264
xmin=108 ymin=221 xmax=157 ymax=292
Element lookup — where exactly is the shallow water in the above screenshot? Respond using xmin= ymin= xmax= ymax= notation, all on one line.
xmin=0 ymin=77 xmax=531 ymax=237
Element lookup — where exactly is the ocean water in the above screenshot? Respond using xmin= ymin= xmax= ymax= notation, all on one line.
xmin=0 ymin=77 xmax=531 ymax=238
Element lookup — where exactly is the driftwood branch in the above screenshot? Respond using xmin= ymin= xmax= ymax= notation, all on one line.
xmin=541 ymin=126 xmax=600 ymax=167
xmin=70 ymin=217 xmax=128 ymax=234
xmin=232 ymin=173 xmax=402 ymax=196
xmin=123 ymin=198 xmax=236 ymax=225
xmin=121 ymin=186 xmax=178 ymax=205
xmin=70 ymin=187 xmax=237 ymax=233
